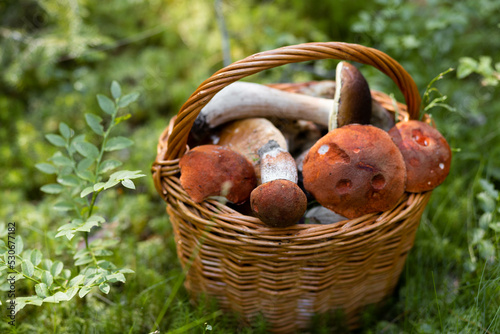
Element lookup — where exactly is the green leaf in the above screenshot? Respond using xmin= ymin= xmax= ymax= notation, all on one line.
xmin=118 ymin=268 xmax=135 ymax=274
xmin=471 ymin=228 xmax=485 ymax=245
xmin=35 ymin=163 xmax=57 ymax=174
xmin=65 ymin=286 xmax=79 ymax=300
xmin=35 ymin=283 xmax=49 ymax=298
xmin=121 ymin=179 xmax=135 ymax=189
xmin=54 ymin=201 xmax=74 ymax=212
xmin=57 ymin=175 xmax=80 ymax=187
xmin=99 ymin=282 xmax=110 ymax=294
xmin=74 ymin=141 xmax=100 ymax=159
xmin=79 ymin=285 xmax=93 ymax=298
xmin=69 ymin=275 xmax=85 ymax=288
xmin=104 ymin=136 xmax=134 ymax=151
xmin=51 ymin=261 xmax=63 ymax=277
xmin=77 ymin=157 xmax=95 ymax=172
xmin=22 ymin=260 xmax=35 ymax=277
xmin=75 ymin=255 xmax=93 ymax=266
xmin=30 ymin=249 xmax=42 ymax=266
xmin=41 ymin=271 xmax=53 ymax=287
xmin=50 ymin=154 xmax=74 ymax=167
xmin=45 ymin=134 xmax=67 ymax=147
xmin=97 ymin=94 xmax=116 ymax=115
xmin=111 ymin=81 xmax=121 ymax=99
xmin=41 ymin=183 xmax=64 ymax=194
xmin=110 ymin=170 xmax=146 ymax=180
xmin=478 ymin=240 xmax=496 ymax=260
xmin=59 ymin=122 xmax=72 ymax=139
xmin=85 ymin=113 xmax=104 ymax=136
xmin=457 ymin=57 xmax=478 ymax=79
xmin=490 ymin=222 xmax=500 ymax=232
xmin=15 ymin=235 xmax=23 ymax=254
xmin=80 ymin=186 xmax=94 ymax=198
xmin=117 ymin=92 xmax=139 ymax=108
xmin=114 ymin=113 xmax=131 ymax=125
xmin=93 ymin=182 xmax=106 ymax=191
xmin=104 ymin=179 xmax=120 ymax=190
xmin=106 ymin=273 xmax=126 ymax=283
xmin=75 ymin=216 xmax=103 ymax=232
xmin=98 ymin=159 xmax=122 ymax=174
xmin=76 ymin=170 xmax=94 ymax=182
xmin=44 ymin=291 xmax=69 ymax=303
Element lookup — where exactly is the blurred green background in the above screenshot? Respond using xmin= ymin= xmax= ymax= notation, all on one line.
xmin=1 ymin=0 xmax=499 ymax=332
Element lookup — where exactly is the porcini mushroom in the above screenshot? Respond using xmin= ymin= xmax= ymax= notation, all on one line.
xmin=216 ymin=118 xmax=288 ymax=183
xmin=302 ymin=124 xmax=407 ymax=219
xmin=388 ymin=120 xmax=451 ymax=192
xmin=192 ymin=62 xmax=400 ymax=135
xmin=250 ymin=140 xmax=307 ymax=227
xmin=179 ymin=145 xmax=257 ymax=204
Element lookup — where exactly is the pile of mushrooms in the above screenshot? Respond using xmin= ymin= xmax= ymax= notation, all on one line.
xmin=179 ymin=61 xmax=452 ymax=227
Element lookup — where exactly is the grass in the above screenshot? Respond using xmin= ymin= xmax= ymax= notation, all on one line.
xmin=1 ymin=1 xmax=499 ymax=332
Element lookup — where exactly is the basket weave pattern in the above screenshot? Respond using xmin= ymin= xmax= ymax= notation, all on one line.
xmin=152 ymin=42 xmax=432 ymax=332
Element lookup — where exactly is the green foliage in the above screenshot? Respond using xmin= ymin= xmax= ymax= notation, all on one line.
xmin=0 ymin=81 xmax=143 ymax=314
xmin=0 ymin=0 xmax=499 ymax=333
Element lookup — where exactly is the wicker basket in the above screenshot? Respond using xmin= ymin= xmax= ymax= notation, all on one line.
xmin=151 ymin=42 xmax=432 ymax=333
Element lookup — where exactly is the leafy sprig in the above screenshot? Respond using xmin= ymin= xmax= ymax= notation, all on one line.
xmin=0 ymin=81 xmax=143 ymax=313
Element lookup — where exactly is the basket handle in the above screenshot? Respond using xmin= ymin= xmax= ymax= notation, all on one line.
xmin=165 ymin=42 xmax=421 ymax=160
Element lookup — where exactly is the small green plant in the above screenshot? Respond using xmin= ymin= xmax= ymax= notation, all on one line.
xmin=421 ymin=68 xmax=456 ymax=117
xmin=457 ymin=56 xmax=500 ymax=87
xmin=0 ymin=81 xmax=144 ymax=313
xmin=465 ymin=178 xmax=500 ymax=271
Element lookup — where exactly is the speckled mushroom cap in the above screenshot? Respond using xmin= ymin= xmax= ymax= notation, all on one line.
xmin=250 ymin=179 xmax=307 ymax=228
xmin=179 ymin=145 xmax=257 ymax=204
xmin=302 ymin=124 xmax=407 ymax=219
xmin=389 ymin=120 xmax=451 ymax=192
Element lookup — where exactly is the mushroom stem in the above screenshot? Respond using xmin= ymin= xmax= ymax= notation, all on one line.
xmin=250 ymin=140 xmax=307 ymax=227
xmin=194 ymin=81 xmax=332 ymax=131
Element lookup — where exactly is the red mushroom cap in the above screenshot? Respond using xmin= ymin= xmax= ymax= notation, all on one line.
xmin=250 ymin=179 xmax=307 ymax=227
xmin=179 ymin=145 xmax=257 ymax=204
xmin=302 ymin=124 xmax=407 ymax=219
xmin=389 ymin=120 xmax=451 ymax=192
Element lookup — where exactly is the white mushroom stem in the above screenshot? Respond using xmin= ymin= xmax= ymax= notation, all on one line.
xmin=193 ymin=81 xmax=393 ymax=132
xmin=194 ymin=82 xmax=332 ymax=130
xmin=258 ymin=140 xmax=298 ymax=184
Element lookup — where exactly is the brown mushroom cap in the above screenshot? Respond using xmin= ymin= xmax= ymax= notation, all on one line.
xmin=332 ymin=62 xmax=372 ymax=129
xmin=302 ymin=124 xmax=407 ymax=219
xmin=388 ymin=120 xmax=451 ymax=192
xmin=179 ymin=145 xmax=257 ymax=204
xmin=250 ymin=179 xmax=307 ymax=227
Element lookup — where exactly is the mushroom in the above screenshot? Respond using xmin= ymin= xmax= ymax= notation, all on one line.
xmin=302 ymin=124 xmax=407 ymax=219
xmin=192 ymin=62 xmax=398 ymax=135
xmin=250 ymin=140 xmax=307 ymax=227
xmin=216 ymin=118 xmax=287 ymax=183
xmin=388 ymin=120 xmax=451 ymax=192
xmin=178 ymin=145 xmax=257 ymax=204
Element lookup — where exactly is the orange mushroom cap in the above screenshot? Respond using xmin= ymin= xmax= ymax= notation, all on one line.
xmin=302 ymin=124 xmax=407 ymax=219
xmin=389 ymin=120 xmax=451 ymax=192
xmin=179 ymin=145 xmax=257 ymax=204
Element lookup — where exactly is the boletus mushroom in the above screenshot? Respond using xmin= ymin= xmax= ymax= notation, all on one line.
xmin=302 ymin=124 xmax=407 ymax=219
xmin=250 ymin=140 xmax=307 ymax=227
xmin=179 ymin=145 xmax=257 ymax=204
xmin=192 ymin=62 xmax=400 ymax=135
xmin=216 ymin=118 xmax=288 ymax=183
xmin=388 ymin=120 xmax=451 ymax=192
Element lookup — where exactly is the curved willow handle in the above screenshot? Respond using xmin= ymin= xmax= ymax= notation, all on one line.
xmin=165 ymin=42 xmax=421 ymax=160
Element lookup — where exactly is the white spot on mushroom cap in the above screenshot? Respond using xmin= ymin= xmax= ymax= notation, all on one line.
xmin=318 ymin=144 xmax=330 ymax=155
xmin=439 ymin=163 xmax=445 ymax=170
